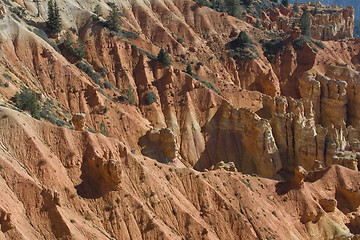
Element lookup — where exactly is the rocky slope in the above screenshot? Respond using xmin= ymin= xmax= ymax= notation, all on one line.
xmin=1 ymin=106 xmax=360 ymax=240
xmin=0 ymin=0 xmax=360 ymax=239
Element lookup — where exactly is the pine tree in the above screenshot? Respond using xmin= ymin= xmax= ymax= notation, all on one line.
xmin=224 ymin=0 xmax=242 ymax=18
xmin=300 ymin=10 xmax=311 ymax=37
xmin=232 ymin=31 xmax=252 ymax=48
xmin=46 ymin=0 xmax=62 ymax=35
xmin=157 ymin=48 xmax=171 ymax=67
xmin=64 ymin=32 xmax=73 ymax=51
xmin=74 ymin=39 xmax=86 ymax=60
xmin=242 ymin=0 xmax=252 ymax=6
xmin=105 ymin=2 xmax=122 ymax=32
xmin=281 ymin=0 xmax=288 ymax=7
xmin=293 ymin=1 xmax=299 ymax=13
xmin=313 ymin=6 xmax=319 ymax=15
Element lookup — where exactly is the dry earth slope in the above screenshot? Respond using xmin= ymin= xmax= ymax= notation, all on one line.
xmin=0 ymin=0 xmax=360 ymax=239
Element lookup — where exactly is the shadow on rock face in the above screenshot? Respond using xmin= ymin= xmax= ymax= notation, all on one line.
xmin=75 ymin=146 xmax=122 ymax=199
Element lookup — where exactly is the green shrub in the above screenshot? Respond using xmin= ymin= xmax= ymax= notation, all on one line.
xmin=231 ymin=31 xmax=252 ymax=48
xmin=64 ymin=33 xmax=86 ymax=60
xmin=312 ymin=6 xmax=319 ymax=15
xmin=199 ymin=80 xmax=221 ymax=95
xmin=157 ymin=48 xmax=171 ymax=66
xmin=9 ymin=6 xmax=25 ymax=18
xmin=2 ymin=73 xmax=11 ymax=81
xmin=118 ymin=29 xmax=139 ymax=39
xmin=33 ymin=28 xmax=61 ymax=52
xmin=292 ymin=35 xmax=311 ymax=50
xmin=93 ymin=4 xmax=102 ymax=19
xmin=76 ymin=61 xmax=104 ymax=87
xmin=100 ymin=122 xmax=108 ymax=136
xmin=229 ymin=31 xmax=258 ymax=60
xmin=97 ymin=89 xmax=113 ymax=101
xmin=104 ymin=80 xmax=113 ymax=89
xmin=185 ymin=63 xmax=193 ymax=75
xmin=293 ymin=1 xmax=299 ymax=13
xmin=314 ymin=41 xmax=325 ymax=49
xmin=145 ymin=91 xmax=157 ymax=105
xmin=177 ymin=37 xmax=184 ymax=44
xmin=262 ymin=37 xmax=285 ymax=62
xmin=126 ymin=84 xmax=136 ymax=104
xmin=14 ymin=87 xmax=41 ymax=119
xmin=99 ymin=66 xmax=108 ymax=76
xmin=254 ymin=19 xmax=262 ymax=29
xmin=40 ymin=101 xmax=72 ymax=127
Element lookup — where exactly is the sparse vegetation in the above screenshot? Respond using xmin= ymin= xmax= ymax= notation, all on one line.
xmin=76 ymin=60 xmax=104 ymax=87
xmin=240 ymin=179 xmax=254 ymax=192
xmin=10 ymin=6 xmax=25 ymax=18
xmin=39 ymin=159 xmax=47 ymax=165
xmin=40 ymin=103 xmax=71 ymax=127
xmin=103 ymin=80 xmax=113 ymax=89
xmin=194 ymin=0 xmax=211 ymax=7
xmin=63 ymin=32 xmax=86 ymax=60
xmin=13 ymin=87 xmax=41 ymax=120
xmin=104 ymin=204 xmax=115 ymax=211
xmin=100 ymin=122 xmax=108 ymax=136
xmin=185 ymin=63 xmax=193 ymax=75
xmin=84 ymin=212 xmax=92 ymax=221
xmin=118 ymin=29 xmax=139 ymax=39
xmin=140 ymin=174 xmax=146 ymax=182
xmin=33 ymin=28 xmax=61 ymax=53
xmin=126 ymin=84 xmax=136 ymax=104
xmin=166 ymin=174 xmax=171 ymax=181
xmin=314 ymin=40 xmax=325 ymax=49
xmin=272 ymin=210 xmax=278 ymax=217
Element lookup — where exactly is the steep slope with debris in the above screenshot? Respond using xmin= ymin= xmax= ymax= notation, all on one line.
xmin=0 ymin=0 xmax=360 ymax=239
